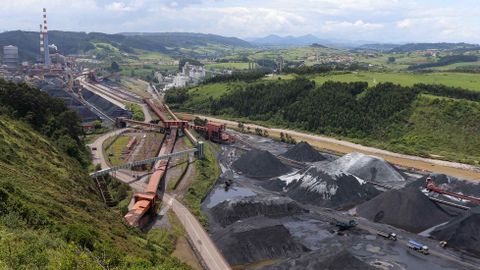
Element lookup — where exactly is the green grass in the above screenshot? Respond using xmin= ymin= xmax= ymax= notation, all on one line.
xmin=308 ymin=72 xmax=480 ymax=91
xmin=106 ymin=135 xmax=132 ymax=166
xmin=182 ymin=142 xmax=220 ymax=227
xmin=205 ymin=62 xmax=250 ymax=70
xmin=380 ymin=94 xmax=480 ymax=164
xmin=127 ymin=103 xmax=145 ymax=121
xmin=0 ymin=116 xmax=190 ymax=269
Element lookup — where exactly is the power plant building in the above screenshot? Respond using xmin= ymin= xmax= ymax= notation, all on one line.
xmin=3 ymin=45 xmax=19 ymax=70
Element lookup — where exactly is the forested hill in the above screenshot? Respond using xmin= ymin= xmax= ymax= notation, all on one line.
xmin=390 ymin=42 xmax=479 ymax=53
xmin=0 ymin=30 xmax=253 ymax=60
xmin=166 ymin=79 xmax=480 ymax=164
xmin=0 ymin=80 xmax=190 ymax=269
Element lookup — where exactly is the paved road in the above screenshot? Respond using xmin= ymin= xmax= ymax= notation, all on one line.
xmin=164 ymin=193 xmax=232 ymax=270
xmin=89 ymin=129 xmax=231 ymax=270
xmin=182 ymin=113 xmax=480 ymax=181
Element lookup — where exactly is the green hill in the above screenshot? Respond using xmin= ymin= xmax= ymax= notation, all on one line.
xmin=0 ymin=81 xmax=190 ymax=269
xmin=0 ymin=30 xmax=253 ymax=61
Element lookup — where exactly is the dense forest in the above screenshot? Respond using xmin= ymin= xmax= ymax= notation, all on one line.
xmin=408 ymin=55 xmax=478 ymax=70
xmin=0 ymin=79 xmax=89 ymax=166
xmin=167 ymin=78 xmax=480 ymax=163
xmin=283 ymin=63 xmax=369 ymax=75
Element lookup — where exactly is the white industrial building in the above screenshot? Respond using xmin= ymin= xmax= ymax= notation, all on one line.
xmin=3 ymin=45 xmax=19 ymax=70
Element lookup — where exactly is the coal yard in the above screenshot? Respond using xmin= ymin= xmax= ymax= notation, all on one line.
xmin=201 ymin=130 xmax=480 ymax=270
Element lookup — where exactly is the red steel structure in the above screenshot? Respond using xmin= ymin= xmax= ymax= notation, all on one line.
xmin=425 ymin=177 xmax=480 ymax=205
xmin=123 ymin=98 xmax=233 ymax=227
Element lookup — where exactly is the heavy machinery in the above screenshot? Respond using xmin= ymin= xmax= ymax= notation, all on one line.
xmin=377 ymin=231 xmax=397 ymax=241
xmin=332 ymin=219 xmax=358 ymax=231
xmin=425 ymin=177 xmax=480 ymax=205
xmin=407 ymin=240 xmax=429 ymax=254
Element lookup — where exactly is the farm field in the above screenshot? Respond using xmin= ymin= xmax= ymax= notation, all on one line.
xmin=308 ymin=72 xmax=480 ymax=91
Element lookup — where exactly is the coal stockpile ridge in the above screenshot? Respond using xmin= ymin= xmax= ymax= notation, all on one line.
xmin=325 ymin=152 xmax=405 ymax=183
xmin=271 ymin=166 xmax=380 ymax=209
xmin=282 ymin=141 xmax=326 ymax=162
xmin=408 ymin=173 xmax=480 ymax=198
xmin=356 ymin=186 xmax=453 ymax=233
xmin=233 ymin=149 xmax=290 ymax=178
xmin=215 ymin=224 xmax=308 ymax=265
xmin=259 ymin=247 xmax=375 ymax=270
xmin=211 ymin=196 xmax=306 ymax=227
xmin=431 ymin=206 xmax=480 ymax=256
xmin=82 ymin=89 xmax=132 ymax=119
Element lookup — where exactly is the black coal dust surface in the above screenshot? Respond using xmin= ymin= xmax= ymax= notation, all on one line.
xmin=356 ymin=186 xmax=453 ymax=233
xmin=265 ymin=166 xmax=380 ymax=209
xmin=214 ymin=224 xmax=309 ymax=265
xmin=431 ymin=206 xmax=480 ymax=256
xmin=282 ymin=141 xmax=326 ymax=162
xmin=210 ymin=196 xmax=307 ymax=227
xmin=232 ymin=149 xmax=290 ymax=178
xmin=258 ymin=246 xmax=376 ymax=270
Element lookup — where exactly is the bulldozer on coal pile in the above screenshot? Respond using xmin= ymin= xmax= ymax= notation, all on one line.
xmin=331 ymin=219 xmax=358 ymax=231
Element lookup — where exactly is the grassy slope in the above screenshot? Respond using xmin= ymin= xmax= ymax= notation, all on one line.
xmin=308 ymin=72 xmax=480 ymax=91
xmin=390 ymin=95 xmax=480 ymax=163
xmin=0 ymin=116 xmax=189 ymax=269
xmin=182 ymin=140 xmax=220 ymax=227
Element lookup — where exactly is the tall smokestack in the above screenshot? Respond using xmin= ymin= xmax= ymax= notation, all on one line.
xmin=39 ymin=24 xmax=44 ymax=63
xmin=43 ymin=8 xmax=50 ymax=68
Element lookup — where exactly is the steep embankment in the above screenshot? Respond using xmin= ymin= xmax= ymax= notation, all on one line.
xmin=0 ymin=116 xmax=188 ymax=269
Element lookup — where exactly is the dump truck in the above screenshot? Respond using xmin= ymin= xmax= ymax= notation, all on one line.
xmin=407 ymin=240 xmax=429 ymax=254
xmin=377 ymin=231 xmax=397 ymax=241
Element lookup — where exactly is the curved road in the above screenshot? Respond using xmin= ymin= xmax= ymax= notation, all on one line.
xmin=183 ymin=113 xmax=480 ymax=181
xmin=89 ymin=129 xmax=231 ymax=270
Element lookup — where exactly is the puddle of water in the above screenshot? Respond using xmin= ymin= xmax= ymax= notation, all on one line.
xmin=205 ymin=186 xmax=256 ymax=208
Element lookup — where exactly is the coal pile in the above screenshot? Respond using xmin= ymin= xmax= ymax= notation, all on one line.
xmin=233 ymin=149 xmax=290 ymax=178
xmin=259 ymin=247 xmax=375 ymax=270
xmin=82 ymin=89 xmax=132 ymax=119
xmin=282 ymin=141 xmax=326 ymax=162
xmin=268 ymin=166 xmax=380 ymax=209
xmin=431 ymin=206 xmax=480 ymax=256
xmin=408 ymin=174 xmax=480 ymax=197
xmin=215 ymin=224 xmax=308 ymax=265
xmin=324 ymin=152 xmax=405 ymax=183
xmin=356 ymin=187 xmax=453 ymax=233
xmin=211 ymin=196 xmax=306 ymax=227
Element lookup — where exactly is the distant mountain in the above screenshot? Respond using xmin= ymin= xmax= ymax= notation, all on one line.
xmin=390 ymin=42 xmax=479 ymax=53
xmin=250 ymin=34 xmax=326 ymax=46
xmin=0 ymin=31 xmax=253 ymax=61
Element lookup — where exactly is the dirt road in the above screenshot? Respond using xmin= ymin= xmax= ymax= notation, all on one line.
xmin=180 ymin=113 xmax=480 ymax=181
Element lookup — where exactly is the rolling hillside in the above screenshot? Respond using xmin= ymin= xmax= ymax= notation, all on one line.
xmin=0 ymin=30 xmax=253 ymax=61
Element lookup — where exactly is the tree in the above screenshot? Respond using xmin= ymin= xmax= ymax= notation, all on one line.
xmin=110 ymin=61 xmax=120 ymax=72
xmin=387 ymin=57 xmax=396 ymax=63
xmin=92 ymin=120 xmax=102 ymax=129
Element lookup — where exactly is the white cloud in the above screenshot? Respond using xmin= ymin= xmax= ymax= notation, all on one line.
xmin=322 ymin=20 xmax=383 ymax=32
xmin=105 ymin=0 xmax=144 ymax=12
xmin=0 ymin=0 xmax=479 ymax=43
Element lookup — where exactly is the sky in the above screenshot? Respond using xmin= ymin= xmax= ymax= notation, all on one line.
xmin=1 ymin=0 xmax=479 ymax=43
